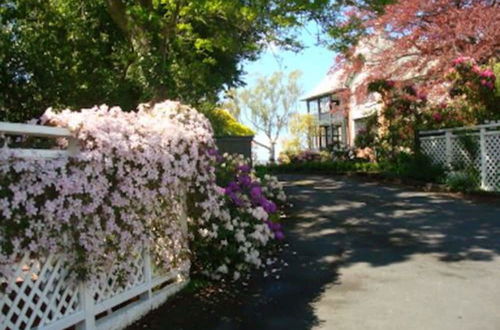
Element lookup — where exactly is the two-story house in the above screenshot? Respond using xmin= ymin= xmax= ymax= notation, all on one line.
xmin=302 ymin=68 xmax=381 ymax=150
xmin=302 ymin=68 xmax=348 ymax=150
xmin=302 ymin=35 xmax=400 ymax=151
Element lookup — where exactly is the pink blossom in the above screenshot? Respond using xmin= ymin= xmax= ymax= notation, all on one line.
xmin=480 ymin=69 xmax=495 ymax=78
xmin=452 ymin=56 xmax=475 ymax=67
xmin=432 ymin=112 xmax=443 ymax=122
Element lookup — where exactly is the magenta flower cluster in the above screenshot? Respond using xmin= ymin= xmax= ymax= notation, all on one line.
xmin=223 ymin=162 xmax=283 ymax=240
xmin=452 ymin=56 xmax=475 ymax=67
xmin=452 ymin=56 xmax=496 ymax=90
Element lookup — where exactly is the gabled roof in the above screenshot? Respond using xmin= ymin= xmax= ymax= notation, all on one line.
xmin=302 ymin=34 xmax=393 ymax=102
xmin=301 ymin=67 xmax=348 ymax=101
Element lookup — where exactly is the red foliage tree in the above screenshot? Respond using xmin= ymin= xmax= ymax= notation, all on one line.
xmin=339 ymin=0 xmax=500 ymax=94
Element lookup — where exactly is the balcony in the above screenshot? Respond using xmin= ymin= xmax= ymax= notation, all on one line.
xmin=313 ymin=111 xmax=345 ymax=125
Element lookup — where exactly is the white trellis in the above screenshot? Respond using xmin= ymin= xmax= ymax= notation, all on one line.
xmin=419 ymin=122 xmax=500 ymax=191
xmin=0 ymin=122 xmax=190 ymax=330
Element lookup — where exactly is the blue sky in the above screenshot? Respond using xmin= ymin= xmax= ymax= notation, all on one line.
xmin=239 ymin=23 xmax=336 ymax=162
xmin=242 ymin=24 xmax=335 ymax=109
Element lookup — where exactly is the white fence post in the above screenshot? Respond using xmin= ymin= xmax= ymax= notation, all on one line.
xmin=479 ymin=128 xmax=487 ymax=190
xmin=445 ymin=131 xmax=452 ymax=166
xmin=78 ymin=282 xmax=96 ymax=330
xmin=143 ymin=248 xmax=153 ymax=300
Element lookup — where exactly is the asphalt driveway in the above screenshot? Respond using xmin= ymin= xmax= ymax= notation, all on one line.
xmin=283 ymin=174 xmax=500 ymax=330
xmin=129 ymin=174 xmax=500 ymax=330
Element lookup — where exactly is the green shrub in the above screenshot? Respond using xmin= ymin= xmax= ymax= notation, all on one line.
xmin=380 ymin=152 xmax=446 ymax=183
xmin=261 ymin=160 xmax=380 ymax=174
xmin=445 ymin=169 xmax=480 ymax=192
xmin=262 ymin=151 xmax=449 ymax=186
xmin=204 ymin=108 xmax=254 ymax=136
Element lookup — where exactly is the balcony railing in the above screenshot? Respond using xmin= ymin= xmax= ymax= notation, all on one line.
xmin=313 ymin=111 xmax=344 ymax=125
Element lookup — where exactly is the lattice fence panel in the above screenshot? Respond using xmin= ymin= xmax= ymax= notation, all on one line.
xmin=91 ymin=251 xmax=145 ymax=304
xmin=420 ymin=124 xmax=500 ymax=191
xmin=450 ymin=135 xmax=480 ymax=165
xmin=420 ymin=136 xmax=447 ymax=165
xmin=484 ymin=134 xmax=500 ymax=191
xmin=0 ymin=253 xmax=80 ymax=330
xmin=450 ymin=134 xmax=481 ymax=186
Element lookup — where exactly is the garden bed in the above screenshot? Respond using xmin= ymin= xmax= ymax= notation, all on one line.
xmin=259 ymin=163 xmax=500 ymax=204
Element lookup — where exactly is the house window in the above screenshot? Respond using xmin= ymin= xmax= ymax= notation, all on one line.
xmin=319 ymin=96 xmax=331 ymax=113
xmin=332 ymin=125 xmax=342 ymax=144
xmin=354 ymin=118 xmax=368 ymax=136
xmin=308 ymin=99 xmax=319 ymax=114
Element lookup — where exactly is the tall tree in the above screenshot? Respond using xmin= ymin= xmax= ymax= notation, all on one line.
xmin=0 ymin=0 xmax=135 ymax=122
xmin=1 ymin=0 xmax=335 ymax=122
xmin=288 ymin=113 xmax=318 ymax=150
xmin=225 ymin=71 xmax=302 ymax=163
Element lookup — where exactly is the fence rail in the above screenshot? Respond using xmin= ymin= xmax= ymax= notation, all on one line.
xmin=0 ymin=122 xmax=79 ymax=159
xmin=419 ymin=123 xmax=500 ymax=191
xmin=0 ymin=122 xmax=190 ymax=330
xmin=1 ymin=250 xmax=189 ymax=330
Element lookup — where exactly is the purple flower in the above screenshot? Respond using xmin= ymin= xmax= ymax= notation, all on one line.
xmin=266 ymin=221 xmax=276 ymax=231
xmin=237 ymin=164 xmax=251 ymax=173
xmin=232 ymin=196 xmax=244 ymax=207
xmin=250 ymin=186 xmax=262 ymax=200
xmin=267 ymin=222 xmax=282 ymax=231
xmin=227 ymin=191 xmax=244 ymax=206
xmin=262 ymin=200 xmax=277 ymax=213
xmin=207 ymin=148 xmax=219 ymax=156
xmin=225 ymin=181 xmax=240 ymax=194
xmin=237 ymin=174 xmax=251 ymax=187
xmin=275 ymin=231 xmax=285 ymax=240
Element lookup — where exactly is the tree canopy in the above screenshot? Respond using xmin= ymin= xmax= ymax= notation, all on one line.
xmin=288 ymin=113 xmax=318 ymax=150
xmin=328 ymin=0 xmax=500 ymax=93
xmin=1 ymin=0 xmax=334 ymax=122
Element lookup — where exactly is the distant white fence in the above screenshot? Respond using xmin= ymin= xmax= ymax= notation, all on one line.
xmin=419 ymin=122 xmax=500 ymax=191
xmin=0 ymin=122 xmax=190 ymax=330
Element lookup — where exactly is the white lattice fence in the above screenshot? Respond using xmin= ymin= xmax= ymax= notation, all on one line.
xmin=420 ymin=123 xmax=500 ymax=191
xmin=0 ymin=250 xmax=189 ymax=330
xmin=0 ymin=122 xmax=190 ymax=330
xmin=484 ymin=132 xmax=500 ymax=190
xmin=420 ymin=135 xmax=447 ymax=165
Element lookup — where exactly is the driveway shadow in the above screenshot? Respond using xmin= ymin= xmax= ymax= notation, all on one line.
xmin=284 ymin=174 xmax=500 ymax=268
xmin=127 ymin=174 xmax=500 ymax=330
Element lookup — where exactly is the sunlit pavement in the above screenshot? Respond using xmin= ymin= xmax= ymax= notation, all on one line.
xmin=283 ymin=174 xmax=500 ymax=330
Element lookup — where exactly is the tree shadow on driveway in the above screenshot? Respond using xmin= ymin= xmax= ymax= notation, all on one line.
xmin=128 ymin=174 xmax=499 ymax=330
xmin=286 ymin=174 xmax=500 ymax=267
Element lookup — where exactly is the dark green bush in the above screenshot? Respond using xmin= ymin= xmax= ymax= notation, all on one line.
xmin=445 ymin=170 xmax=480 ymax=192
xmin=380 ymin=152 xmax=446 ymax=183
xmin=259 ymin=160 xmax=380 ymax=175
xmin=260 ymin=151 xmax=445 ymax=184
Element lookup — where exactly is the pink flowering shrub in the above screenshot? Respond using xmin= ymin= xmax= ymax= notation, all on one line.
xmin=279 ymin=150 xmax=325 ymax=164
xmin=422 ymin=58 xmax=499 ymax=130
xmin=0 ymin=101 xmax=224 ymax=283
xmin=0 ymin=100 xmax=287 ymax=285
xmin=189 ymin=152 xmax=287 ymax=280
xmin=367 ymin=79 xmax=428 ymax=155
xmin=443 ymin=57 xmax=499 ymax=123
